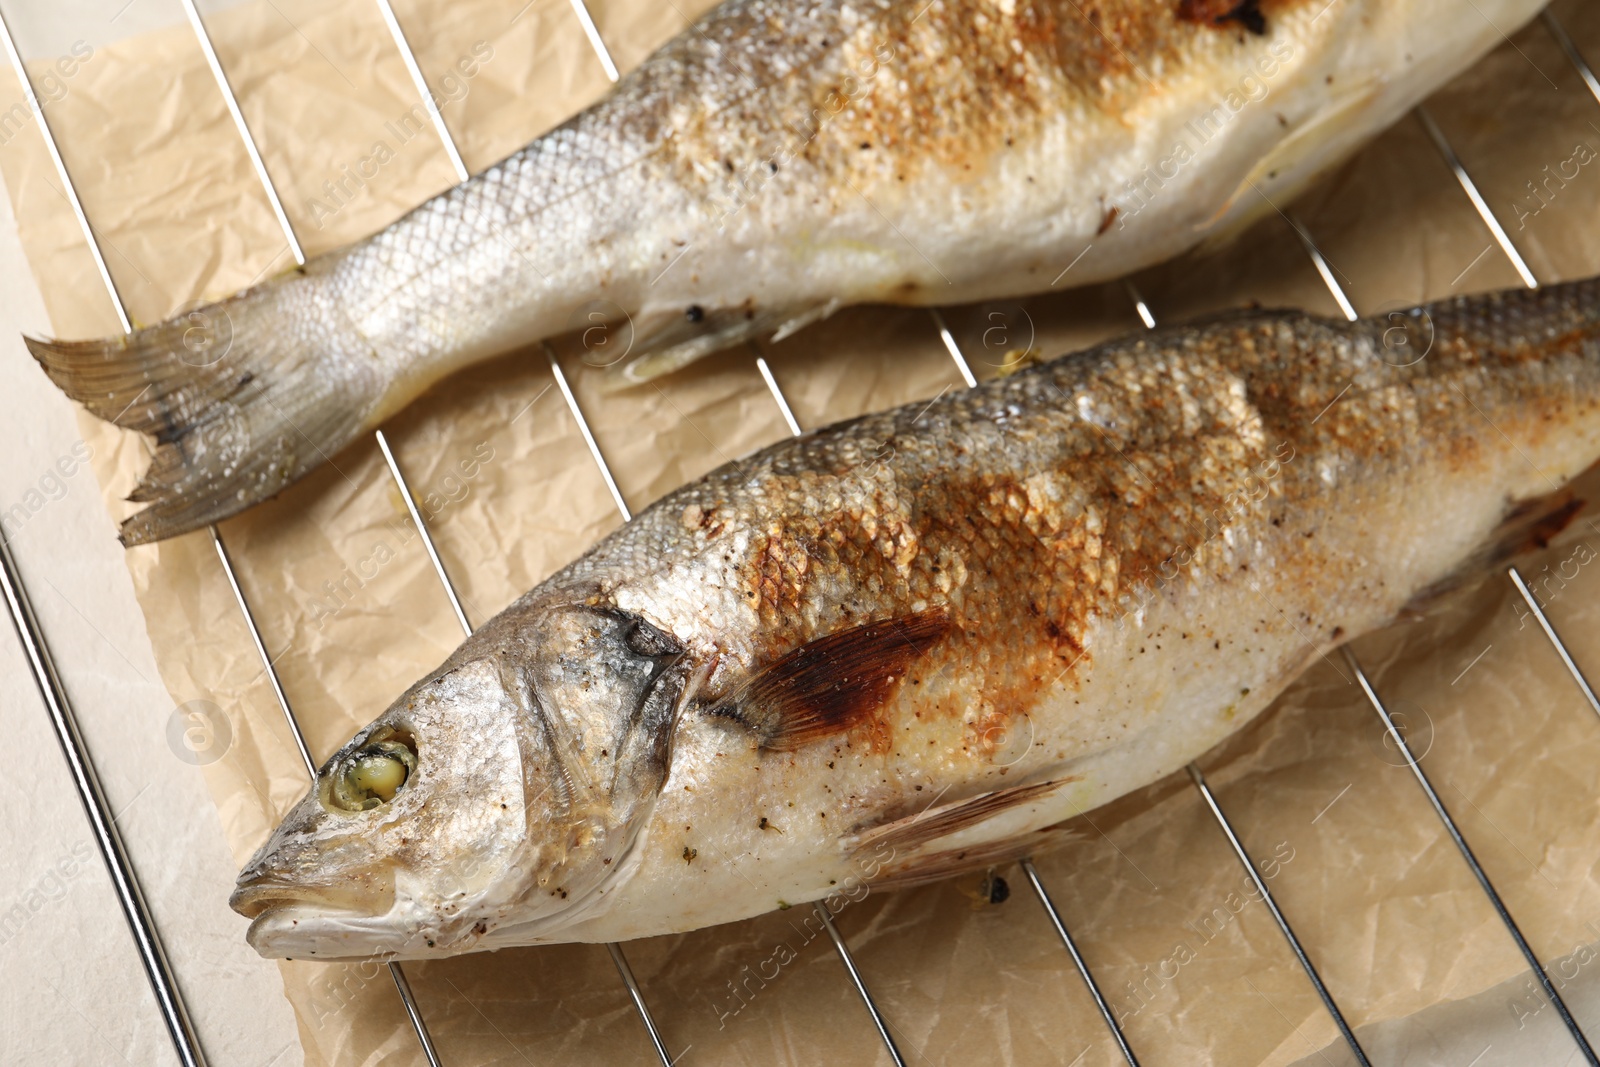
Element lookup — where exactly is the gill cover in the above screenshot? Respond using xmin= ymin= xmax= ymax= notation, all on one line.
xmin=464 ymin=600 xmax=694 ymax=940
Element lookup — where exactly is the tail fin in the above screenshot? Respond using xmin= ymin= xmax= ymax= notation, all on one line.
xmin=27 ymin=281 xmax=382 ymax=545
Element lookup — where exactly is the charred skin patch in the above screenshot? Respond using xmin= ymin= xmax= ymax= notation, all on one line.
xmin=613 ymin=0 xmax=1321 ymax=223
xmin=710 ymin=384 xmax=1287 ymax=758
xmin=1178 ymin=0 xmax=1269 ymax=34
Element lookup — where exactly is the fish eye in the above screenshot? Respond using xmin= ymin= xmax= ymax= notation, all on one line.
xmin=325 ymin=733 xmax=418 ymax=813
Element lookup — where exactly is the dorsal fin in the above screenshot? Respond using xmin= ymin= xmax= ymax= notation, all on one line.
xmin=705 ymin=608 xmax=950 ymax=751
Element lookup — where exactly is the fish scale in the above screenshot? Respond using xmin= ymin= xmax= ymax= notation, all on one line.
xmin=230 ymin=278 xmax=1600 ymax=956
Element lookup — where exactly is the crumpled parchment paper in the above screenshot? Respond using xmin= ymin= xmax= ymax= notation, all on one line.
xmin=5 ymin=0 xmax=1600 ymax=1063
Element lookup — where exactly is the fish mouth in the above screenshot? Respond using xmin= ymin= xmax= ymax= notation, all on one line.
xmin=243 ymin=900 xmax=419 ymax=961
xmin=230 ymin=871 xmax=395 ymax=921
xmin=231 ymin=879 xmax=329 ymax=919
xmin=234 ymin=871 xmax=477 ymax=960
xmin=236 ymin=882 xmax=434 ymax=961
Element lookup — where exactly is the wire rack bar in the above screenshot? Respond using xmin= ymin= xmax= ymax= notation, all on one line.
xmin=1301 ymin=97 xmax=1600 ymax=1013
xmin=1524 ymin=4 xmax=1600 ymax=721
xmin=162 ymin=11 xmax=500 ymax=1059
xmin=1286 ymin=163 xmax=1600 ymax=1062
xmin=929 ymin=308 xmax=978 ymax=388
xmin=208 ymin=529 xmax=311 ymax=771
xmin=1342 ymin=647 xmax=1598 ymax=1063
xmin=1186 ymin=765 xmax=1372 ymax=1065
xmin=179 ymin=0 xmax=305 ymax=267
xmin=1510 ymin=565 xmax=1600 ymax=719
xmin=569 ymin=0 xmax=621 ymax=83
xmin=1123 ymin=280 xmax=1156 ymax=331
xmin=220 ymin=543 xmax=451 ymax=1066
xmin=607 ymin=943 xmax=676 ymax=1066
xmin=0 ymin=538 xmax=209 ymax=1067
xmin=1286 ymin=213 xmax=1357 ymax=322
xmin=548 ymin=347 xmax=634 ymax=520
xmin=375 ymin=429 xmax=473 ymax=636
xmin=812 ymin=901 xmax=907 ymax=1067
xmin=219 ymin=533 xmax=453 ymax=1065
xmin=1544 ymin=10 xmax=1600 ymax=111
xmin=177 ymin=9 xmax=680 ymax=1055
xmin=1414 ymin=105 xmax=1538 ymax=289
xmin=372 ymin=0 xmax=469 ymax=183
xmin=755 ymin=354 xmax=802 ymax=437
xmin=1018 ymin=859 xmax=1141 ymax=1067
xmin=1288 ymin=174 xmax=1600 ymax=1056
xmin=385 ymin=964 xmax=446 ymax=1067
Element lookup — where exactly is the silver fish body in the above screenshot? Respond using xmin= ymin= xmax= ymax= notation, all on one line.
xmin=30 ymin=0 xmax=1546 ymax=543
xmin=232 ymin=278 xmax=1600 ymax=959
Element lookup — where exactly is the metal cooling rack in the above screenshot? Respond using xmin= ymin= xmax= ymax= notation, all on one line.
xmin=3 ymin=4 xmax=1600 ymax=1065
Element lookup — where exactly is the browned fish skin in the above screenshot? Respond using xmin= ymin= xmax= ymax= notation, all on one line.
xmin=233 ymin=278 xmax=1600 ymax=957
xmin=562 ymin=281 xmax=1600 ymax=736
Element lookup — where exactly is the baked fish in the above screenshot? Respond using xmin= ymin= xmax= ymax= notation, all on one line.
xmin=230 ymin=278 xmax=1600 ymax=960
xmin=30 ymin=0 xmax=1545 ymax=545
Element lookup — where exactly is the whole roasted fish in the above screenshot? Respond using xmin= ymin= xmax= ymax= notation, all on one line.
xmin=30 ymin=0 xmax=1544 ymax=545
xmin=230 ymin=278 xmax=1600 ymax=960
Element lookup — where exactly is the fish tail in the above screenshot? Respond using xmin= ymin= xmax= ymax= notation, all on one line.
xmin=27 ymin=278 xmax=382 ymax=545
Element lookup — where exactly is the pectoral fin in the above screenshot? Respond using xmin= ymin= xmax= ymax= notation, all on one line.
xmin=860 ymin=825 xmax=1079 ymax=891
xmin=850 ymin=778 xmax=1080 ymax=889
xmin=705 ymin=608 xmax=950 ymax=750
xmin=1194 ymin=76 xmax=1382 ymax=252
xmin=618 ymin=300 xmax=838 ymax=383
xmin=768 ymin=298 xmax=843 ymax=344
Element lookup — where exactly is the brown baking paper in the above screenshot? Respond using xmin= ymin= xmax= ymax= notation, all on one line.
xmin=5 ymin=1 xmax=1600 ymax=1063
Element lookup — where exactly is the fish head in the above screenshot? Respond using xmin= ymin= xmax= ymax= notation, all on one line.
xmin=230 ymin=601 xmax=691 ymax=960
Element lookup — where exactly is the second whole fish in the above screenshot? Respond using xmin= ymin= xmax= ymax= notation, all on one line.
xmin=29 ymin=0 xmax=1546 ymax=543
xmin=229 ymin=277 xmax=1600 ymax=959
